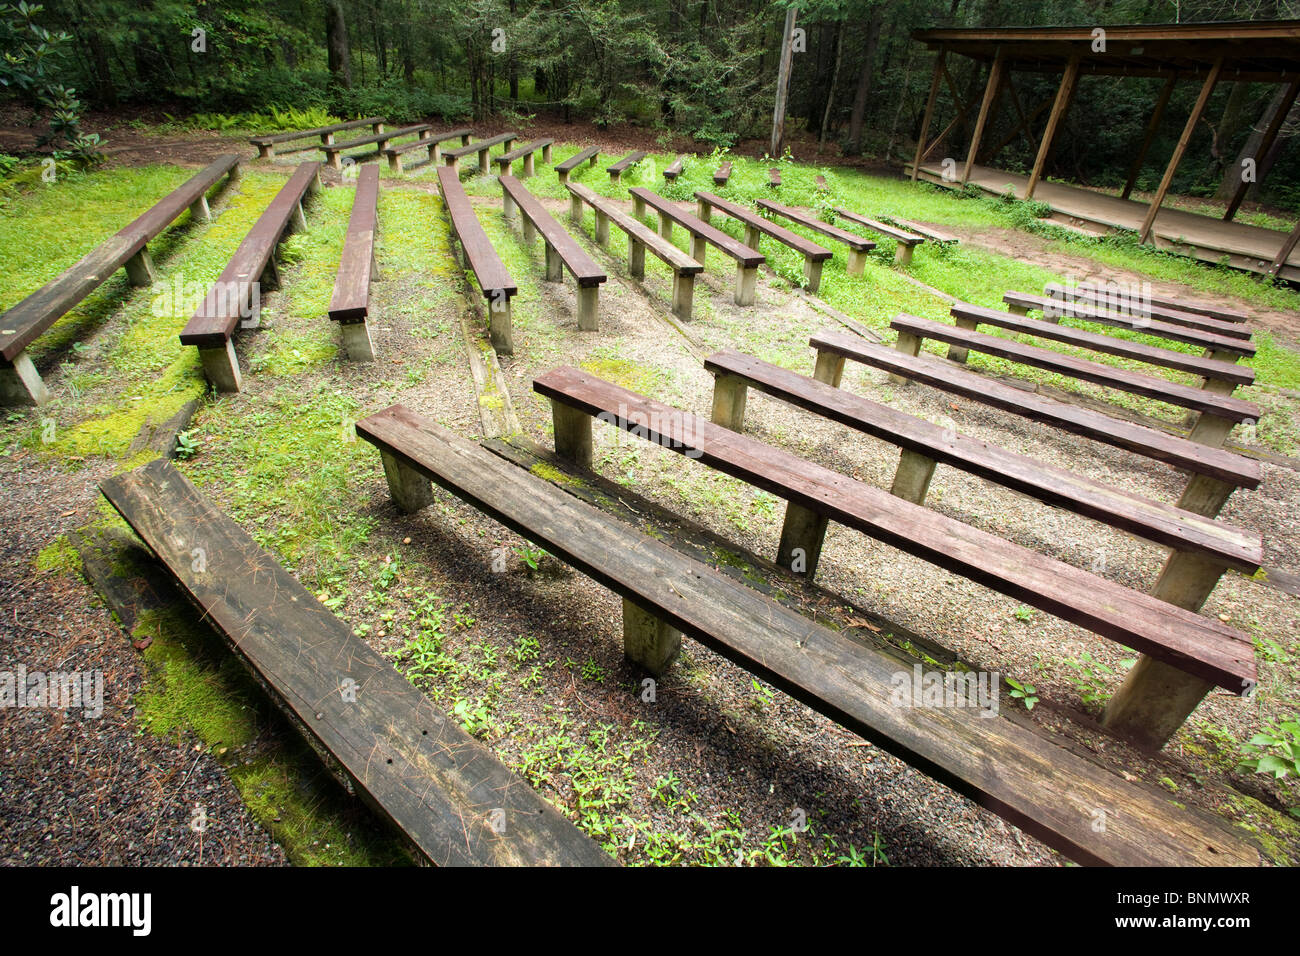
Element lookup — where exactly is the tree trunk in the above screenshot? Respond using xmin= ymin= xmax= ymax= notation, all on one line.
xmin=819 ymin=21 xmax=845 ymax=148
xmin=325 ymin=0 xmax=352 ymax=90
xmin=846 ymin=8 xmax=885 ymax=155
xmin=1250 ymin=92 xmax=1300 ymax=199
xmin=1216 ymin=83 xmax=1286 ymax=200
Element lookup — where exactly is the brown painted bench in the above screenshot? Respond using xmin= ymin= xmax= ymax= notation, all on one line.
xmin=178 ymin=161 xmax=320 ymax=393
xmin=356 ymin=401 xmax=1255 ymax=864
xmin=0 ymin=153 xmax=241 ymax=406
xmin=566 ymin=182 xmax=702 ymax=320
xmin=881 ymin=215 xmax=958 ymax=245
xmin=768 ymin=168 xmax=781 ymax=188
xmin=249 ymin=117 xmax=384 ymax=158
xmin=607 ymin=150 xmax=647 ymax=183
xmin=534 ymin=366 xmax=1256 ymax=752
xmin=834 ymin=208 xmax=926 ymax=265
xmin=695 ymin=190 xmax=832 ymax=293
xmin=493 ymin=138 xmax=554 ymax=178
xmin=756 ymin=198 xmax=876 ymax=276
xmin=891 ymin=312 xmax=1261 ymax=450
xmin=382 ymin=127 xmax=473 ymax=172
xmin=320 ymin=124 xmax=430 ymax=170
xmin=501 ymin=175 xmax=606 ymax=331
xmin=1036 ymin=286 xmax=1253 ymax=344
xmin=663 ymin=156 xmax=685 ymax=181
xmin=443 ymin=133 xmax=518 ymax=175
xmin=713 ymin=162 xmax=732 ymax=186
xmin=808 ymin=329 xmax=1262 ymax=521
xmin=328 ymin=165 xmax=381 ymax=362
xmin=101 ymin=458 xmax=611 ymax=867
xmin=957 ymin=299 xmax=1256 ymax=393
xmin=436 ymin=165 xmax=517 ymax=354
xmin=629 ymin=188 xmax=764 ymax=306
xmin=555 ymin=146 xmax=599 ymax=182
xmin=1049 ymin=284 xmax=1250 ymax=326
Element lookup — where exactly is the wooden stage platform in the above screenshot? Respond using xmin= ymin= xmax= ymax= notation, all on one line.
xmin=909 ymin=162 xmax=1300 ymax=283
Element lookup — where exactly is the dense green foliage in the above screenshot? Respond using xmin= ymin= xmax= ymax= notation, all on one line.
xmin=5 ymin=0 xmax=1300 ymax=204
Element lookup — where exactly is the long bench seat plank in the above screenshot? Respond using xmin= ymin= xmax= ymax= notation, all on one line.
xmin=809 ymin=330 xmax=1261 ymax=490
xmin=960 ymin=300 xmax=1256 ymax=384
xmin=1 ymin=153 xmax=241 ymax=363
xmin=696 ymin=190 xmax=831 ymax=261
xmin=534 ymin=367 xmax=1255 ymax=693
xmin=705 ymin=350 xmax=1262 ymax=573
xmin=498 ymin=138 xmax=554 ymax=163
xmin=756 ymin=198 xmax=876 ymax=252
xmin=895 ymin=313 xmax=1261 ymax=425
xmin=101 ymin=458 xmax=611 ymax=867
xmin=179 ymin=162 xmax=321 ymax=348
xmin=567 ymin=183 xmax=702 ymax=274
xmin=834 ymin=208 xmax=925 ymax=244
xmin=437 ymin=166 xmax=516 ymax=298
xmin=329 ymin=164 xmax=380 ymax=324
xmin=444 ymin=132 xmax=518 ymax=161
xmin=555 ymin=146 xmax=600 ymax=176
xmin=1044 ymin=286 xmax=1253 ymax=340
xmin=324 ymin=123 xmax=430 ymax=154
xmin=501 ymin=176 xmax=605 ymax=286
xmin=713 ymin=162 xmax=732 ymax=185
xmin=608 ymin=150 xmax=647 ymax=175
xmin=250 ymin=117 xmax=383 ymax=150
xmin=881 ymin=215 xmax=958 ymax=244
xmin=356 ymin=404 xmax=1256 ymax=867
xmin=1009 ymin=292 xmax=1255 ymax=353
xmin=628 ymin=189 xmax=764 ymax=266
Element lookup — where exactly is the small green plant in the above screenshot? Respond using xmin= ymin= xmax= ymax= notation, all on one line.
xmin=1005 ymin=677 xmax=1039 ymax=710
xmin=514 ymin=540 xmax=549 ymax=571
xmin=1013 ymin=605 xmax=1035 ymax=623
xmin=749 ymin=677 xmax=775 ymax=714
xmin=1238 ymin=718 xmax=1300 ymax=792
xmin=581 ymin=657 xmax=606 ymax=683
xmin=513 ymin=634 xmax=541 ymax=666
xmin=173 ymin=429 xmax=199 ymax=460
xmin=1062 ymin=652 xmax=1135 ymax=706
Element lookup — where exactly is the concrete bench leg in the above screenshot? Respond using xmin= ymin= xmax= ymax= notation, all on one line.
xmin=609 ymin=170 xmax=621 ymax=183
xmin=125 ymin=246 xmax=156 ymax=286
xmin=558 ymin=169 xmax=571 ymax=184
xmin=743 ymin=224 xmax=761 ymax=250
xmin=340 ymin=320 xmax=376 ymax=362
xmin=1152 ymin=549 xmax=1227 ymax=614
xmin=522 ymin=217 xmax=536 ymax=246
xmin=257 ymin=144 xmax=274 ymax=159
xmin=658 ymin=217 xmax=673 ymax=241
xmin=326 ymin=151 xmax=341 ymax=171
xmin=890 ymin=448 xmax=937 ymax=503
xmin=544 ymin=242 xmax=563 ymax=282
xmin=477 ymin=149 xmax=490 ymax=172
xmin=711 ymin=374 xmax=748 ymax=431
xmin=777 ymin=502 xmax=830 ymax=578
xmin=551 ymin=400 xmax=593 ymax=468
xmin=734 ymin=264 xmax=757 ymax=306
xmin=198 ymin=339 xmax=242 ymax=393
xmin=261 ymin=256 xmax=281 ymax=292
xmin=322 ymin=132 xmax=335 ymax=146
xmin=430 ymin=143 xmax=442 ymax=164
xmin=461 ymin=133 xmax=472 ymax=146
xmin=496 ymin=160 xmax=510 ymax=179
xmin=812 ymin=350 xmax=845 ymax=388
xmin=631 ymin=194 xmax=646 ymax=218
xmin=189 ymin=195 xmax=211 ymax=223
xmin=1187 ymin=412 xmax=1235 ymax=447
xmin=290 ymin=199 xmax=308 ymax=234
xmin=846 ymin=249 xmax=867 ymax=276
xmin=690 ymin=235 xmax=708 ymax=266
xmin=1101 ymin=657 xmax=1214 ymax=751
xmin=948 ymin=314 xmax=979 ymax=364
xmin=542 ymin=144 xmax=553 ymax=163
xmin=487 ymin=293 xmax=514 ymax=355
xmin=889 ymin=331 xmax=922 ymax=385
xmin=0 ymin=352 xmax=50 ymax=406
xmin=388 ymin=153 xmax=403 ymax=173
xmin=522 ymin=153 xmax=535 ymax=178
xmin=803 ymin=257 xmax=824 ymax=294
xmin=502 ymin=190 xmax=517 ymax=221
xmin=671 ymin=273 xmax=695 ymax=321
xmin=697 ymin=200 xmax=712 ymax=225
xmin=379 ymin=448 xmax=434 ymax=513
xmin=446 ymin=157 xmax=460 ymax=175
xmin=569 ymin=194 xmax=582 ymax=222
xmin=1176 ymin=473 xmax=1235 ymax=518
xmin=628 ymin=238 xmax=646 ymax=279
xmin=1007 ymin=303 xmax=1031 ymax=318
xmin=373 ymin=122 xmax=385 ymax=134
xmin=895 ymin=243 xmax=915 ymax=266
xmin=595 ymin=211 xmax=610 ymax=248
xmin=622 ymin=598 xmax=681 ymax=675
xmin=577 ymin=285 xmax=599 ymax=332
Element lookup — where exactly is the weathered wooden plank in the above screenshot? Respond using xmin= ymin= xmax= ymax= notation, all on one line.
xmin=628 ymin=189 xmax=764 ymax=266
xmin=1043 ymin=286 xmax=1253 ymax=339
xmin=555 ymin=146 xmax=600 ymax=175
xmin=329 ymin=164 xmax=381 ymax=323
xmin=250 ymin=117 xmax=383 ymax=148
xmin=756 ymin=198 xmax=876 ymax=252
xmin=437 ymin=165 xmax=517 ymax=299
xmin=100 ymin=458 xmax=612 ymax=867
xmin=567 ymin=183 xmax=702 ymax=274
xmin=354 ymin=404 xmax=1257 ymax=867
xmin=696 ymin=190 xmax=832 ymax=261
xmin=500 ymin=176 xmax=606 ymax=287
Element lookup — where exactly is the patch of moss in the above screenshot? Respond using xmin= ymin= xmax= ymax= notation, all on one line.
xmin=35 ymin=535 xmax=82 ymax=575
xmin=530 ymin=461 xmax=583 ymax=486
xmin=1226 ymin=792 xmax=1300 ymax=865
xmin=580 ymin=355 xmax=666 ymax=395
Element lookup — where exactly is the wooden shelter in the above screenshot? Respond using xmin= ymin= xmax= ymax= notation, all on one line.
xmin=906 ymin=21 xmax=1300 ymax=280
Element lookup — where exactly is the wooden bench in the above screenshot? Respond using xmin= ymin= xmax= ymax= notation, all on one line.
xmin=881 ymin=215 xmax=958 ymax=245
xmin=443 ymin=133 xmax=518 ymax=175
xmin=712 ymin=162 xmax=732 ymax=186
xmin=566 ymin=182 xmax=702 ymax=320
xmin=607 ymin=150 xmax=647 ymax=183
xmin=178 ymin=161 xmax=320 ymax=393
xmin=663 ymin=156 xmax=685 ymax=181
xmin=704 ymin=348 xmax=1261 ymax=616
xmin=501 ymin=175 xmax=606 ymax=331
xmin=382 ymin=127 xmax=473 ymax=172
xmin=0 ymin=153 xmax=241 ymax=406
xmin=756 ymin=198 xmax=876 ymax=277
xmin=249 ymin=117 xmax=384 ymax=159
xmin=629 ymin=188 xmax=764 ymax=306
xmin=956 ymin=300 xmax=1256 ymax=394
xmin=356 ymin=403 xmax=1255 ymax=864
xmin=834 ymin=208 xmax=925 ymax=265
xmin=534 ymin=366 xmax=1256 ymax=752
xmin=320 ymin=124 xmax=430 ymax=170
xmin=328 ymin=165 xmax=381 ymax=362
xmin=808 ymin=330 xmax=1262 ymax=520
xmin=436 ymin=166 xmax=517 ymax=354
xmin=768 ymin=168 xmax=781 ymax=188
xmin=493 ymin=138 xmax=554 ymax=178
xmin=554 ymin=146 xmax=599 ymax=183
xmin=891 ymin=313 xmax=1261 ymax=449
xmin=1042 ymin=284 xmax=1253 ymax=341
xmin=1051 ymin=285 xmax=1249 ymax=325
xmin=101 ymin=458 xmax=611 ymax=867
xmin=695 ymin=190 xmax=833 ymax=293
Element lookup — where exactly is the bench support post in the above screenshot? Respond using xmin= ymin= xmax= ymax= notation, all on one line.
xmin=576 ymin=286 xmax=599 ymax=332
xmin=1101 ymin=658 xmax=1214 ymax=751
xmin=890 ymin=449 xmax=938 ymax=504
xmin=198 ymin=340 xmax=242 ymax=394
xmin=889 ymin=331 xmax=922 ymax=385
xmin=1175 ymin=473 xmax=1235 ymax=518
xmin=949 ymin=314 xmax=978 ymax=364
xmin=628 ymin=238 xmax=646 ymax=279
xmin=631 ymin=194 xmax=646 ymax=218
xmin=558 ymin=169 xmax=571 ymax=184
xmin=671 ymin=274 xmax=695 ymax=321
xmin=487 ymin=295 xmax=514 ymax=356
xmin=189 ymin=195 xmax=211 ymax=223
xmin=125 ymin=246 xmax=157 ymax=287
xmin=522 ymin=153 xmax=535 ymax=178
xmin=569 ymin=193 xmax=582 ymax=222
xmin=542 ymin=144 xmax=553 ymax=164
xmin=690 ymin=235 xmax=708 ymax=266
xmin=544 ymin=242 xmax=563 ymax=282
xmin=388 ymin=153 xmax=403 ymax=173
xmin=658 ymin=217 xmax=673 ymax=241
xmin=777 ymin=503 xmax=830 ymax=579
xmin=621 ymin=598 xmax=681 ymax=676
xmin=502 ymin=189 xmax=517 ymax=221
xmin=551 ymin=400 xmax=593 ymax=468
xmin=477 ymin=148 xmax=490 ymax=172
xmin=803 ymin=257 xmax=825 ymax=294
xmin=1151 ymin=549 xmax=1227 ymax=614
xmin=522 ymin=217 xmax=536 ymax=246
xmin=846 ymin=249 xmax=867 ymax=276
xmin=734 ymin=264 xmax=757 ymax=306
xmin=812 ymin=350 xmax=845 ymax=388
xmin=340 ymin=321 xmax=376 ymax=363
xmin=256 ymin=144 xmax=274 ymax=159
xmin=1007 ymin=303 xmax=1031 ymax=318
xmin=595 ymin=211 xmax=610 ymax=248
xmin=697 ymin=200 xmax=712 ymax=225
xmin=743 ymin=224 xmax=761 ymax=250
xmin=0 ymin=353 xmax=50 ymax=406
xmin=1187 ymin=413 xmax=1235 ymax=448
xmin=379 ymin=449 xmax=434 ymax=513
xmin=290 ymin=199 xmax=308 ymax=234
xmin=895 ymin=243 xmax=915 ymax=266
xmin=710 ymin=374 xmax=748 ymax=432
